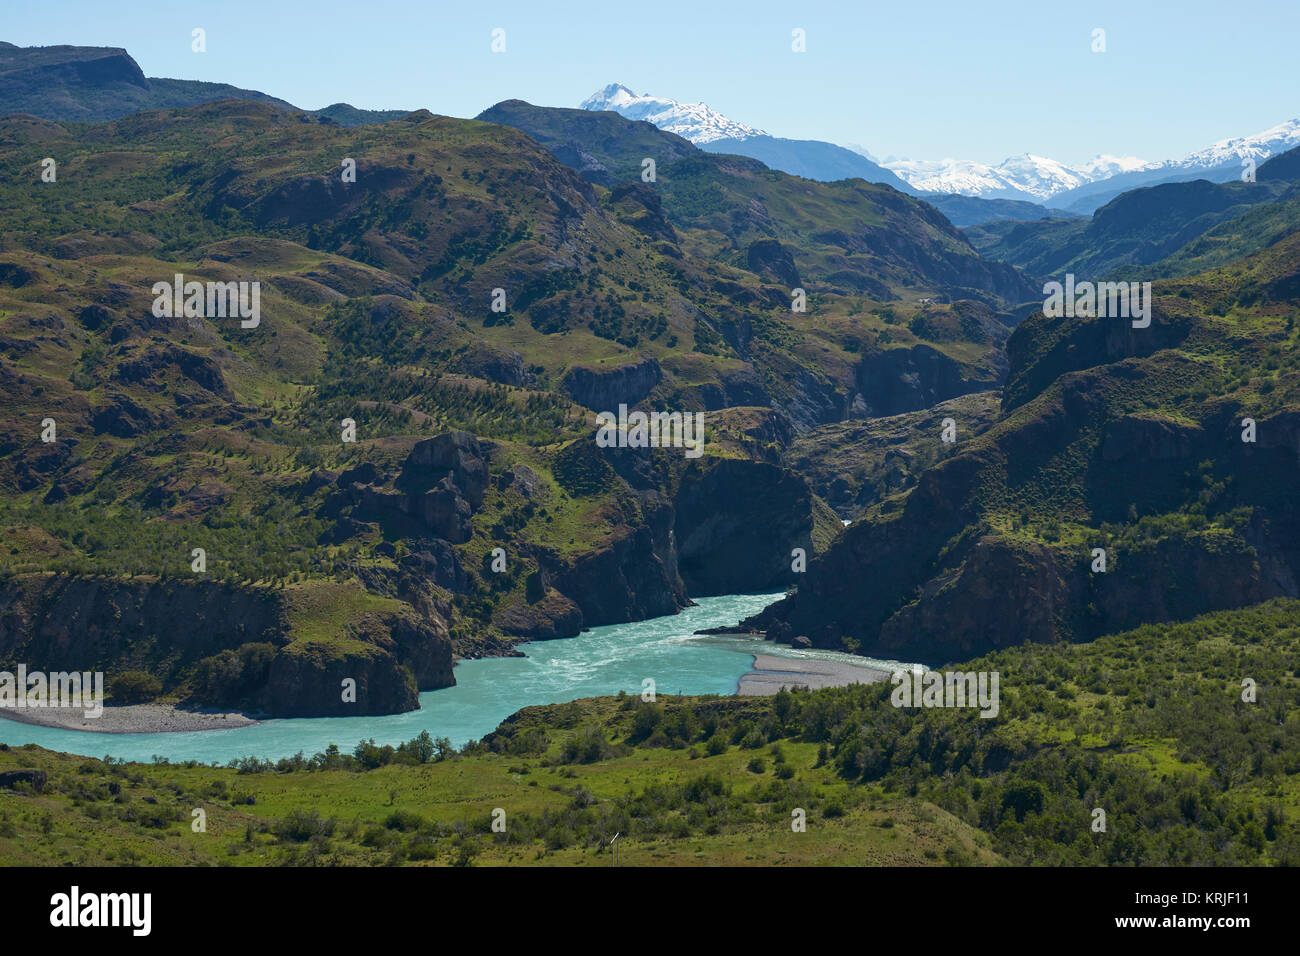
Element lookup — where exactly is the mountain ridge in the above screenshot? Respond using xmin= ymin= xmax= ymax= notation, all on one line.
xmin=0 ymin=41 xmax=404 ymax=127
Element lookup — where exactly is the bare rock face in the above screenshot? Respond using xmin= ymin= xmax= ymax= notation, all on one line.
xmin=397 ymin=538 xmax=467 ymax=593
xmin=339 ymin=431 xmax=490 ymax=543
xmin=262 ymin=643 xmax=418 ymax=717
xmin=875 ymin=536 xmax=1074 ymax=659
xmin=91 ymin=390 xmax=171 ymax=437
xmin=0 ymin=576 xmax=286 ymax=671
xmin=674 ymin=459 xmax=819 ymax=596
xmin=548 ymin=512 xmax=688 ymax=627
xmin=853 ymin=344 xmax=999 ymax=417
xmin=561 ymin=358 xmax=662 ymax=411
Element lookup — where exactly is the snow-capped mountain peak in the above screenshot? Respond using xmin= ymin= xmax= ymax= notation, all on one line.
xmin=579 ymin=83 xmax=765 ymax=145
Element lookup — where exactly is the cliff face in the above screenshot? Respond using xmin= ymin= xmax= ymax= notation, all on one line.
xmin=0 ymin=575 xmax=454 ymax=717
xmin=674 ymin=459 xmax=819 ymax=595
xmin=549 ymin=514 xmax=687 ymax=626
xmin=479 ymin=437 xmax=842 ymax=639
xmin=561 ymin=359 xmax=663 ymax=410
xmin=262 ymin=642 xmax=419 ymax=718
xmin=854 ymin=344 xmax=1004 ymax=417
xmin=0 ymin=575 xmax=285 ymax=670
xmin=786 ymin=391 xmax=1002 ymax=519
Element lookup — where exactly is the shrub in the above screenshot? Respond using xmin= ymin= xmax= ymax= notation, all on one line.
xmin=630 ymin=702 xmax=662 ymax=741
xmin=275 ymin=809 xmax=335 ymax=842
xmin=384 ymin=810 xmax=424 ymax=832
xmin=110 ymin=671 xmax=162 ymax=704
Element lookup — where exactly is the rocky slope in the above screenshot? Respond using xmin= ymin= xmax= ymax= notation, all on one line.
xmin=746 ymin=233 xmax=1300 ymax=660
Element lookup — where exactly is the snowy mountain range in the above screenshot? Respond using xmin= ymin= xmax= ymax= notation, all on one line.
xmin=877 ymin=153 xmax=1152 ymax=203
xmin=580 ymin=83 xmax=1300 ymax=215
xmin=879 ymin=119 xmax=1300 ymax=207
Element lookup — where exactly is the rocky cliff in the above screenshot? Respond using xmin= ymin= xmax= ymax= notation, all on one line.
xmin=0 ymin=574 xmax=454 ymax=717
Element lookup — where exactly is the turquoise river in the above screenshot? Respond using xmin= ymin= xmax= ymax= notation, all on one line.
xmin=0 ymin=592 xmax=905 ymax=764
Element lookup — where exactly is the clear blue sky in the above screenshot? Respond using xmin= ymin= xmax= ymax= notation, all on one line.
xmin=4 ymin=0 xmax=1297 ymax=164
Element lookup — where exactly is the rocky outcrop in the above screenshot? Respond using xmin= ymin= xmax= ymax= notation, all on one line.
xmin=0 ymin=574 xmax=454 ymax=718
xmin=456 ymin=343 xmax=534 ymax=387
xmin=342 ymin=431 xmax=490 ymax=543
xmin=494 ymin=587 xmax=584 ymax=640
xmin=747 ymin=343 xmax=1300 ymax=662
xmin=548 ymin=504 xmax=688 ymax=626
xmin=609 ymin=182 xmax=678 ymax=243
xmin=112 ymin=344 xmax=233 ymax=400
xmin=786 ymin=391 xmax=1001 ymax=518
xmin=1003 ymin=304 xmax=1195 ymax=411
xmin=776 ymin=364 xmax=850 ymax=431
xmin=561 ymin=358 xmax=662 ymax=410
xmin=0 ymin=575 xmax=286 ymax=674
xmin=91 ymin=390 xmax=171 ymax=437
xmin=262 ymin=641 xmax=418 ymax=717
xmin=398 ymin=431 xmax=489 ymax=508
xmin=854 ymin=344 xmax=1002 ymax=417
xmin=746 ymin=239 xmax=801 ymax=288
